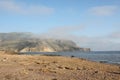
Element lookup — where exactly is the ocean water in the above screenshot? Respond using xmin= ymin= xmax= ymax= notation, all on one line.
xmin=22 ymin=51 xmax=120 ymax=65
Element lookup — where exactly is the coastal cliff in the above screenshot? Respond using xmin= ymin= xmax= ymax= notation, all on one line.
xmin=0 ymin=32 xmax=90 ymax=52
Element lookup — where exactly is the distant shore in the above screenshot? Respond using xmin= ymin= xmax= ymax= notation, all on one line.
xmin=0 ymin=51 xmax=120 ymax=80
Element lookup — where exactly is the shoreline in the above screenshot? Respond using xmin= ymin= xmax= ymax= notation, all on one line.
xmin=0 ymin=52 xmax=120 ymax=80
xmin=20 ymin=51 xmax=120 ymax=65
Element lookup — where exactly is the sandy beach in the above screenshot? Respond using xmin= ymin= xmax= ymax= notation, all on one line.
xmin=0 ymin=51 xmax=120 ymax=80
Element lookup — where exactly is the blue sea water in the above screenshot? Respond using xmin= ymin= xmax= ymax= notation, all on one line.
xmin=22 ymin=51 xmax=120 ymax=65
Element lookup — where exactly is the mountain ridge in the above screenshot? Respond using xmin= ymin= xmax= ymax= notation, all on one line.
xmin=0 ymin=32 xmax=90 ymax=52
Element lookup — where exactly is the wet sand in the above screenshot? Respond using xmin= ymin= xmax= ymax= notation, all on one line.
xmin=0 ymin=51 xmax=120 ymax=80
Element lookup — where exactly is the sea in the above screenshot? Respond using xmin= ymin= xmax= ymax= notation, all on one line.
xmin=22 ymin=51 xmax=120 ymax=65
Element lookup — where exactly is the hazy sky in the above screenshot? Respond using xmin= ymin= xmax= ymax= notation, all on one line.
xmin=0 ymin=0 xmax=120 ymax=51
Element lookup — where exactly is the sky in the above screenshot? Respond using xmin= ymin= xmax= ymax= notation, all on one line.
xmin=0 ymin=0 xmax=120 ymax=51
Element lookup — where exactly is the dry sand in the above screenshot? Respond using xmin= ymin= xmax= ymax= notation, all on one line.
xmin=0 ymin=51 xmax=120 ymax=80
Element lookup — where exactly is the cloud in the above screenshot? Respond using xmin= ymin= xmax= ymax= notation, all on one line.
xmin=38 ymin=25 xmax=85 ymax=39
xmin=0 ymin=0 xmax=54 ymax=15
xmin=49 ymin=25 xmax=85 ymax=35
xmin=31 ymin=26 xmax=120 ymax=51
xmin=62 ymin=35 xmax=120 ymax=51
xmin=36 ymin=24 xmax=120 ymax=51
xmin=76 ymin=37 xmax=120 ymax=51
xmin=89 ymin=5 xmax=118 ymax=16
xmin=107 ymin=31 xmax=120 ymax=39
xmin=40 ymin=29 xmax=120 ymax=51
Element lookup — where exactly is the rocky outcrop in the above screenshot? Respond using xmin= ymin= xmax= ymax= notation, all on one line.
xmin=20 ymin=46 xmax=55 ymax=52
